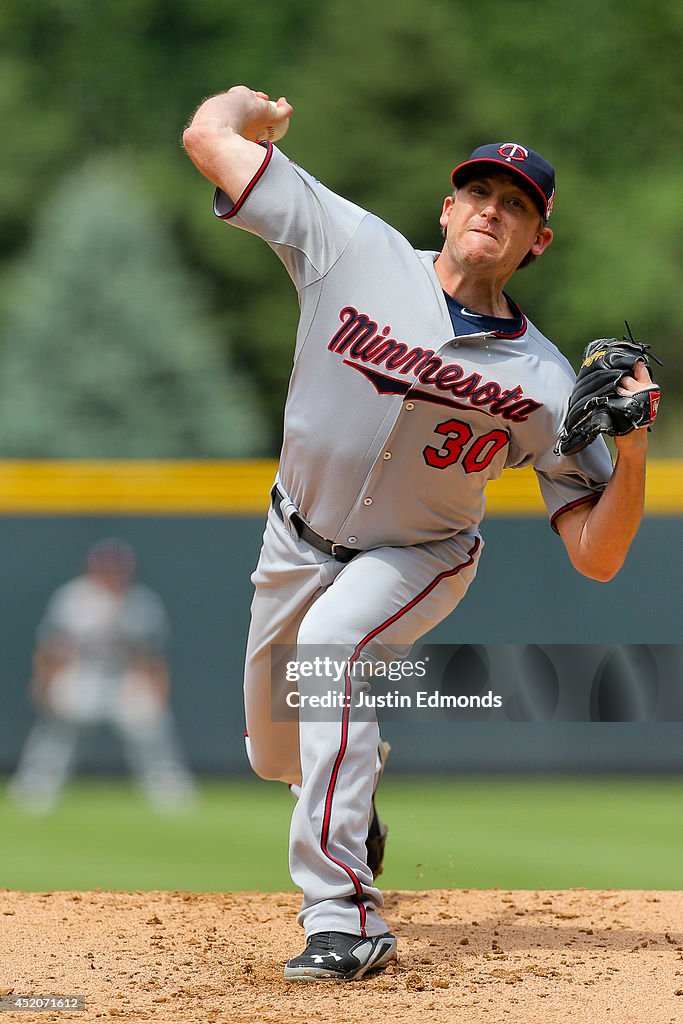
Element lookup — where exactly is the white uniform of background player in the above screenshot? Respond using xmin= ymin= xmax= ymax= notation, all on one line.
xmin=9 ymin=539 xmax=195 ymax=813
xmin=183 ymin=88 xmax=653 ymax=979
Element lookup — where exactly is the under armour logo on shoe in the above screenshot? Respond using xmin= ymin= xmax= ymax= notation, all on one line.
xmin=310 ymin=952 xmax=343 ymax=963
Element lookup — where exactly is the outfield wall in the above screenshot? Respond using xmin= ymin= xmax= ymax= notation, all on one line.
xmin=1 ymin=461 xmax=681 ymax=775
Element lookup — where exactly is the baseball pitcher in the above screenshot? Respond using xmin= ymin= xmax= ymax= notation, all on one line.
xmin=183 ymin=87 xmax=659 ymax=980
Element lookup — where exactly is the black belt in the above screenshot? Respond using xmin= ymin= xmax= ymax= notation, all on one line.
xmin=271 ymin=486 xmax=361 ymax=563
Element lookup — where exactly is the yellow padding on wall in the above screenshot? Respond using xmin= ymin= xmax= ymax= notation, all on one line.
xmin=0 ymin=459 xmax=680 ymax=515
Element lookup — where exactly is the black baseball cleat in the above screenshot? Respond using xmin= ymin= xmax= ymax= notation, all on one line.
xmin=284 ymin=930 xmax=397 ymax=981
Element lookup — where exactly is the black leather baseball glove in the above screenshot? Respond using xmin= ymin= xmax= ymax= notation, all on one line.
xmin=554 ymin=328 xmax=662 ymax=457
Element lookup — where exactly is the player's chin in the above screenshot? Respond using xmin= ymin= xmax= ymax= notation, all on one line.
xmin=460 ymin=243 xmax=502 ymax=269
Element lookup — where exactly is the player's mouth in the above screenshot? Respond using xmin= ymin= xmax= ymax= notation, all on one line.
xmin=469 ymin=227 xmax=499 ymax=241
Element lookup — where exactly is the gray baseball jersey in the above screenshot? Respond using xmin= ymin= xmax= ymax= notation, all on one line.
xmin=215 ymin=142 xmax=613 ymax=939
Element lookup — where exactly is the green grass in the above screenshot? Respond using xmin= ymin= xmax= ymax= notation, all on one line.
xmin=1 ymin=776 xmax=682 ymax=892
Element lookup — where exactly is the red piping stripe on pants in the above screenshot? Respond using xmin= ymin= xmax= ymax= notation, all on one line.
xmin=318 ymin=536 xmax=481 ymax=935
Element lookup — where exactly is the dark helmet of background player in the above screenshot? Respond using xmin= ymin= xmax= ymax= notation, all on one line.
xmin=451 ymin=143 xmax=556 ymax=223
xmin=86 ymin=537 xmax=136 ymax=588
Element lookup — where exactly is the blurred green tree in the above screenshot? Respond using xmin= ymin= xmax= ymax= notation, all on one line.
xmin=0 ymin=157 xmax=268 ymax=457
xmin=1 ymin=0 xmax=680 ymax=452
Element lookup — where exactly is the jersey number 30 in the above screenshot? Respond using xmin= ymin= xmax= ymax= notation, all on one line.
xmin=423 ymin=418 xmax=509 ymax=473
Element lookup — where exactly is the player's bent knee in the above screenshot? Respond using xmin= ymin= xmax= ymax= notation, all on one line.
xmin=247 ymin=748 xmax=285 ymax=782
xmin=248 ymin=756 xmax=282 ymax=782
xmin=245 ymin=733 xmax=300 ymax=784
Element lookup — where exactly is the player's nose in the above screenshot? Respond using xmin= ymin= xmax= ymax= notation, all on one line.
xmin=481 ymin=199 xmax=501 ymax=221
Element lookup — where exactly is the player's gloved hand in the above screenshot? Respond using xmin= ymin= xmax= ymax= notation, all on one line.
xmin=553 ymin=328 xmax=662 ymax=457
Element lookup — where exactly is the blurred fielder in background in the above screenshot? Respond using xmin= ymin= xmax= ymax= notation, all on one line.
xmin=8 ymin=539 xmax=195 ymax=814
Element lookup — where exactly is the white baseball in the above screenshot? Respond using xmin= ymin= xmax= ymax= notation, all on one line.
xmin=249 ymin=101 xmax=290 ymax=144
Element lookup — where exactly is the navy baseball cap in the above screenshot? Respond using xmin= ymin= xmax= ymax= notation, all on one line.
xmin=451 ymin=143 xmax=556 ymax=221
xmin=87 ymin=537 xmax=136 ymax=573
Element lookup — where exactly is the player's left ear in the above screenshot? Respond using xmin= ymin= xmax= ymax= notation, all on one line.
xmin=530 ymin=225 xmax=553 ymax=257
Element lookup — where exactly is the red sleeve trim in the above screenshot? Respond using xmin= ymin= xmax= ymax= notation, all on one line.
xmin=214 ymin=140 xmax=273 ymax=220
xmin=550 ymin=493 xmax=600 ymax=534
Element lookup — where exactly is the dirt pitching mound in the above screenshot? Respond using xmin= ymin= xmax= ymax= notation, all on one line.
xmin=1 ymin=889 xmax=682 ymax=1023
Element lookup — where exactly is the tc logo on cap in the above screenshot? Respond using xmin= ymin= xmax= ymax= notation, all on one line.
xmin=497 ymin=143 xmax=529 ymax=163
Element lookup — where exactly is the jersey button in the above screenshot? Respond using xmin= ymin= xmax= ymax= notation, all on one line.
xmin=347 ymin=536 xmax=358 ymax=544
xmin=405 ymin=402 xmax=415 ymax=410
xmin=363 ymin=497 xmax=373 ymax=506
xmin=383 ymin=451 xmax=392 ymax=460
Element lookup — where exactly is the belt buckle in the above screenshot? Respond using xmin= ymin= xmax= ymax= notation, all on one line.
xmin=330 ymin=542 xmax=350 ymax=562
xmin=330 ymin=542 xmax=356 ymax=563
